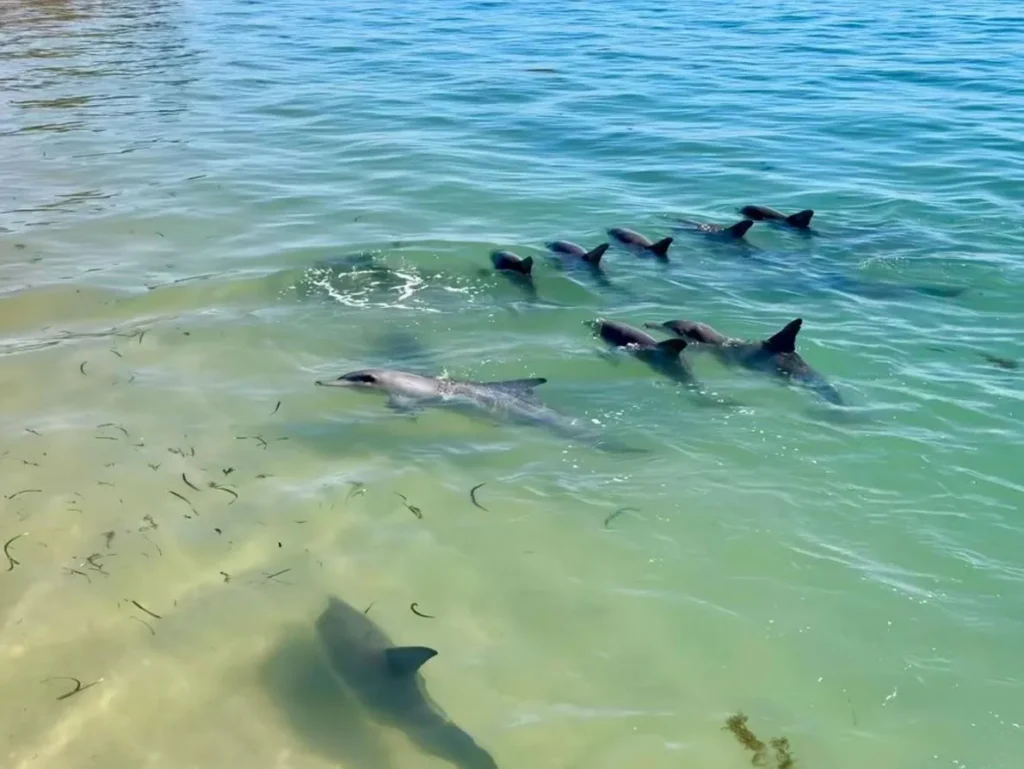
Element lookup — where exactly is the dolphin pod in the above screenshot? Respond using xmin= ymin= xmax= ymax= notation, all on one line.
xmin=303 ymin=200 xmax=977 ymax=768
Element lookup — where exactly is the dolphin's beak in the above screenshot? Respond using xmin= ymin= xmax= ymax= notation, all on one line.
xmin=315 ymin=378 xmax=350 ymax=387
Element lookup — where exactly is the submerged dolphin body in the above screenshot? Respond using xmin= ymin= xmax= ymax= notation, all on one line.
xmin=675 ymin=218 xmax=755 ymax=240
xmin=587 ymin=319 xmax=694 ymax=386
xmin=315 ymin=595 xmax=498 ymax=769
xmin=316 ymin=368 xmax=643 ymax=453
xmin=647 ymin=318 xmax=844 ymax=405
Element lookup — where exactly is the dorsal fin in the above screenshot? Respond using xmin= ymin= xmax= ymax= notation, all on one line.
xmin=519 ymin=256 xmax=534 ymax=275
xmin=763 ymin=318 xmax=803 ymax=354
xmin=384 ymin=646 xmax=438 ymax=677
xmin=726 ymin=220 xmax=754 ymax=238
xmin=655 ymin=338 xmax=688 ymax=355
xmin=481 ymin=377 xmax=547 ymax=396
xmin=583 ymin=243 xmax=608 ymax=265
xmin=786 ymin=210 xmax=814 ymax=228
xmin=649 ymin=237 xmax=672 ymax=259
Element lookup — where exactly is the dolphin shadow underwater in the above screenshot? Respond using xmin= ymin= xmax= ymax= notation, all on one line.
xmin=262 ymin=627 xmax=398 ymax=769
xmin=261 ymin=596 xmax=498 ymax=769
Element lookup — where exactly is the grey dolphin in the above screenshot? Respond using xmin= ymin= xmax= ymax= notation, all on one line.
xmin=676 ymin=218 xmax=755 ymax=239
xmin=315 ymin=368 xmax=644 ymax=453
xmin=489 ymin=250 xmax=537 ymax=299
xmin=546 ymin=240 xmax=617 ymax=289
xmin=587 ymin=319 xmax=694 ymax=386
xmin=739 ymin=205 xmax=814 ymax=230
xmin=647 ymin=317 xmax=844 ymax=405
xmin=315 ymin=595 xmax=498 ymax=769
xmin=607 ymin=227 xmax=673 ymax=260
xmin=547 ymin=240 xmax=609 ymax=266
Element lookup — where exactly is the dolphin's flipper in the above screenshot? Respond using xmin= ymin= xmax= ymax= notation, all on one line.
xmin=480 ymin=378 xmax=548 ymax=396
xmin=649 ymin=237 xmax=673 ymax=259
xmin=787 ymin=209 xmax=814 ymax=228
xmin=384 ymin=646 xmax=438 ymax=677
xmin=387 ymin=394 xmax=423 ymax=416
xmin=763 ymin=318 xmax=803 ymax=354
xmin=583 ymin=243 xmax=609 ymax=264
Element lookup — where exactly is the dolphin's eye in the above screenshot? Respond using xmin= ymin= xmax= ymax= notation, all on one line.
xmin=347 ymin=373 xmax=376 ymax=383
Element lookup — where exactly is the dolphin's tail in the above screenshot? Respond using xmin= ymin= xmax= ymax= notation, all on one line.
xmin=786 ymin=209 xmax=814 ymax=228
xmin=648 ymin=237 xmax=673 ymax=259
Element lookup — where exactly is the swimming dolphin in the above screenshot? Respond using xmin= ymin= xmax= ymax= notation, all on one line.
xmin=607 ymin=227 xmax=673 ymax=260
xmin=587 ymin=319 xmax=694 ymax=385
xmin=676 ymin=219 xmax=755 ymax=239
xmin=546 ymin=240 xmax=617 ymax=289
xmin=547 ymin=240 xmax=609 ymax=267
xmin=315 ymin=368 xmax=643 ymax=453
xmin=315 ymin=595 xmax=498 ymax=769
xmin=646 ymin=317 xmax=843 ymax=405
xmin=489 ymin=250 xmax=537 ymax=299
xmin=739 ymin=205 xmax=814 ymax=230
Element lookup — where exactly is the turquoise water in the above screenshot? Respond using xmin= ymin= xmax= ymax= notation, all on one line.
xmin=2 ymin=0 xmax=1023 ymax=767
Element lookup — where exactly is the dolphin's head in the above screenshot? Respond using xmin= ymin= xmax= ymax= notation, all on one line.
xmin=315 ymin=368 xmax=393 ymax=390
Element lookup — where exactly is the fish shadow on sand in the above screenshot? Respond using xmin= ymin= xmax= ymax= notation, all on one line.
xmin=261 ymin=626 xmax=397 ymax=769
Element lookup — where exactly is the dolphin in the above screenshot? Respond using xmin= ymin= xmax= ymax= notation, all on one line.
xmin=587 ymin=319 xmax=694 ymax=385
xmin=646 ymin=317 xmax=844 ymax=405
xmin=675 ymin=218 xmax=755 ymax=239
xmin=739 ymin=205 xmax=814 ymax=230
xmin=545 ymin=240 xmax=617 ymax=289
xmin=489 ymin=250 xmax=537 ymax=299
xmin=547 ymin=240 xmax=609 ymax=267
xmin=315 ymin=595 xmax=498 ymax=769
xmin=315 ymin=368 xmax=643 ymax=453
xmin=607 ymin=227 xmax=673 ymax=260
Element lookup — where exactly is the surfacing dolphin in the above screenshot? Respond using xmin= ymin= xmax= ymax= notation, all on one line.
xmin=546 ymin=240 xmax=617 ymax=289
xmin=587 ymin=319 xmax=694 ymax=386
xmin=315 ymin=368 xmax=644 ymax=453
xmin=315 ymin=595 xmax=498 ymax=769
xmin=739 ymin=205 xmax=815 ymax=230
xmin=607 ymin=227 xmax=673 ymax=260
xmin=646 ymin=317 xmax=844 ymax=405
xmin=489 ymin=250 xmax=537 ymax=300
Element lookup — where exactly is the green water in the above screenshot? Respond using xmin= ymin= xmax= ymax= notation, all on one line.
xmin=2 ymin=1 xmax=1023 ymax=768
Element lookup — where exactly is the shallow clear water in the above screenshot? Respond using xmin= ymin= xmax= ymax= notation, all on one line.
xmin=2 ymin=1 xmax=1023 ymax=767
